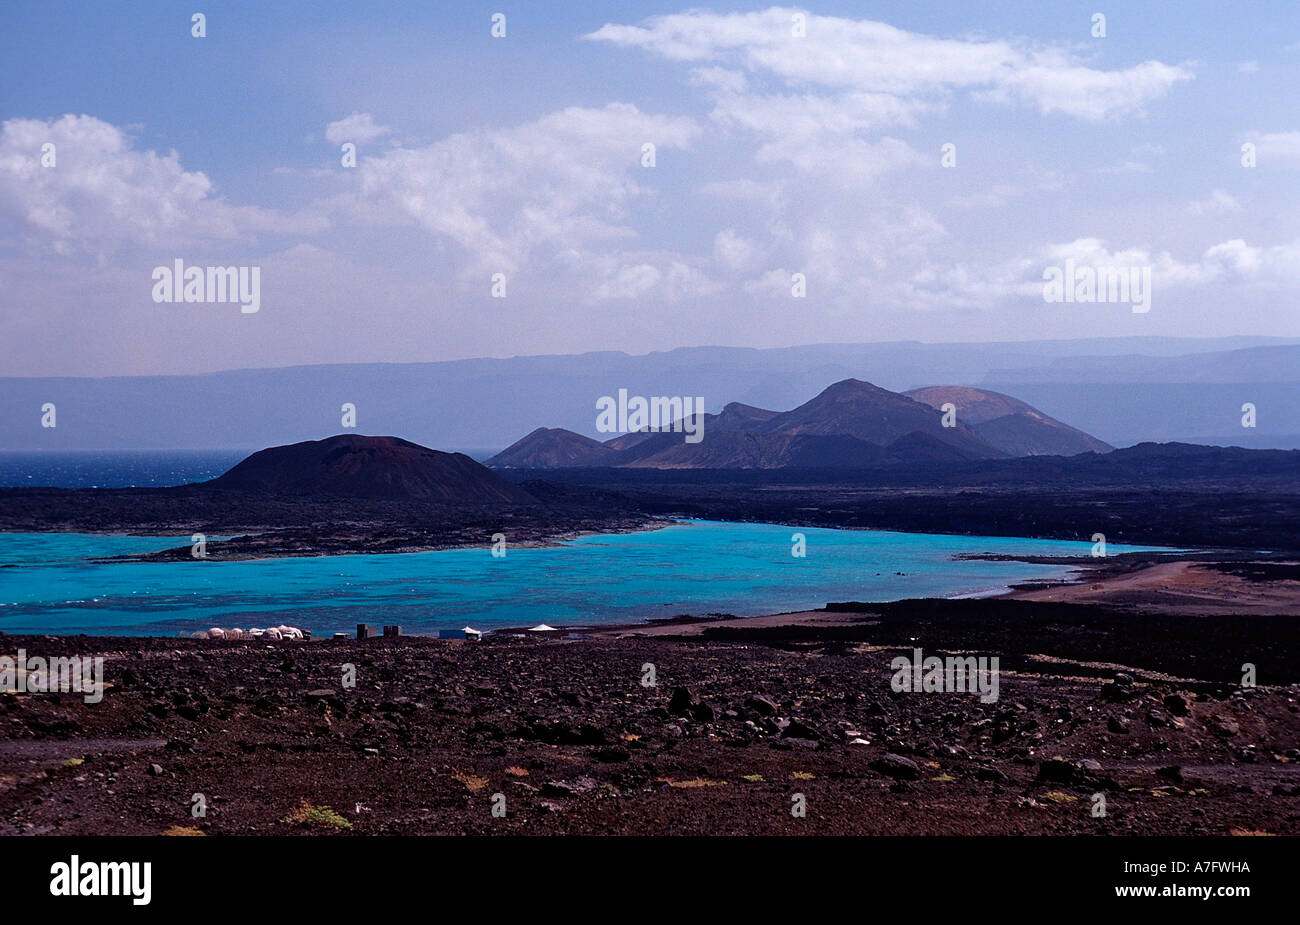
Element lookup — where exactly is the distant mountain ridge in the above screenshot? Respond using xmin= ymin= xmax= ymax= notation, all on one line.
xmin=5 ymin=337 xmax=1298 ymax=453
xmin=488 ymin=378 xmax=1115 ymax=469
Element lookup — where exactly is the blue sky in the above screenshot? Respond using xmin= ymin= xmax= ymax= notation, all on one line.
xmin=2 ymin=1 xmax=1298 ymax=375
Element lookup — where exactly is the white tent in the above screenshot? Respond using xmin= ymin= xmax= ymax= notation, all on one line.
xmin=528 ymin=623 xmax=556 ymax=632
xmin=462 ymin=626 xmax=482 ymax=639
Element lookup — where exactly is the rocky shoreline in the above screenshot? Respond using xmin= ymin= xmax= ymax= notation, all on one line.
xmin=0 ymin=484 xmax=665 ymax=561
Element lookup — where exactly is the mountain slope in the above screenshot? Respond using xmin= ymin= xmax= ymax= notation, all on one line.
xmin=489 ymin=428 xmax=617 ymax=468
xmin=611 ymin=379 xmax=1005 ymax=468
xmin=490 ymin=379 xmax=1009 ymax=469
xmin=602 ymin=401 xmax=780 ymax=452
xmin=753 ymin=379 xmax=1004 ymax=459
xmin=486 ymin=380 xmax=1124 ymax=470
xmin=615 ymin=431 xmax=892 ymax=469
xmin=905 ymin=386 xmax=1113 ymax=456
xmin=210 ymin=434 xmax=535 ymax=503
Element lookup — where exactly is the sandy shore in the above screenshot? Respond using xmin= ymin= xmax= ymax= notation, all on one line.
xmin=595 ymin=609 xmax=862 ymax=637
xmin=591 ymin=556 xmax=1300 ymax=639
xmin=1004 ymin=559 xmax=1300 ymax=615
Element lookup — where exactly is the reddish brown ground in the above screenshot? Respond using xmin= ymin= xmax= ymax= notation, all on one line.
xmin=2 ymin=585 xmax=1296 ymax=836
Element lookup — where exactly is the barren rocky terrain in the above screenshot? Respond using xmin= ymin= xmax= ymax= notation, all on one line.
xmin=3 ymin=592 xmax=1296 ymax=836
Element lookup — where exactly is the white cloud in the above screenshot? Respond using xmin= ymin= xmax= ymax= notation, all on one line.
xmin=1187 ymin=189 xmax=1241 ymax=214
xmin=0 ymin=114 xmax=325 ymax=256
xmin=713 ymin=229 xmax=760 ymax=270
xmin=325 ymin=112 xmax=391 ymax=145
xmin=587 ymin=8 xmax=1192 ymax=122
xmin=568 ymin=250 xmax=721 ymax=305
xmin=1244 ymin=130 xmax=1300 ymax=167
xmin=690 ymin=66 xmax=747 ymax=94
xmin=706 ymin=88 xmax=927 ymax=183
xmin=589 ymin=262 xmax=661 ymax=301
xmin=744 ymin=267 xmax=794 ymax=297
xmin=663 ymin=260 xmax=723 ymax=301
xmin=900 ymin=237 xmax=1300 ymax=310
xmin=1203 ymin=238 xmax=1300 ymax=282
xmin=347 ymin=103 xmax=700 ymax=277
xmin=979 ymin=57 xmax=1192 ymax=122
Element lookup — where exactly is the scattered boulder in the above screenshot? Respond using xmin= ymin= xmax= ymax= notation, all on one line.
xmin=871 ymin=753 xmax=921 ymax=780
xmin=782 ymin=720 xmax=821 ymax=741
xmin=541 ymin=777 xmax=597 ymax=798
xmin=691 ymin=701 xmax=716 ymax=723
xmin=1210 ymin=716 xmax=1240 ymax=738
xmin=1036 ymin=757 xmax=1115 ymax=789
xmin=667 ymin=686 xmax=700 ymax=717
xmin=1100 ymin=681 xmax=1136 ymax=703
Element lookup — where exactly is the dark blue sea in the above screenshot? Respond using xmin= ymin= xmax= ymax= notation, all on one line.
xmin=0 ymin=450 xmax=252 ymax=488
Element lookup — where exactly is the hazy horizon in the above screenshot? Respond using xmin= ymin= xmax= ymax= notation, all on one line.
xmin=3 ymin=336 xmax=1298 ymax=452
xmin=1 ymin=332 xmax=1297 ymax=379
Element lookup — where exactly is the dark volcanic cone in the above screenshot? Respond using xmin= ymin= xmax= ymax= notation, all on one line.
xmin=489 ymin=427 xmax=617 ymax=468
xmin=209 ymin=434 xmax=536 ymax=502
xmin=754 ymin=378 xmax=1004 ymax=459
xmin=905 ymin=385 xmax=1113 ymax=457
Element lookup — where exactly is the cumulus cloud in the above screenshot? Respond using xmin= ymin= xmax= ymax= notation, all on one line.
xmin=0 ymin=114 xmax=325 ymax=256
xmin=346 ymin=102 xmax=700 ymax=280
xmin=588 ymin=262 xmax=661 ymax=301
xmin=325 ymin=113 xmax=391 ymax=145
xmin=1202 ymin=238 xmax=1300 ymax=282
xmin=900 ymin=237 xmax=1300 ymax=310
xmin=713 ymin=229 xmax=760 ymax=270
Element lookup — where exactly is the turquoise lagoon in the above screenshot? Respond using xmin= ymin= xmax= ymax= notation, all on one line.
xmin=0 ymin=521 xmax=1166 ymax=636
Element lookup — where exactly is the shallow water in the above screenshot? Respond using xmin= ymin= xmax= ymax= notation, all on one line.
xmin=0 ymin=521 xmax=1166 ymax=636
